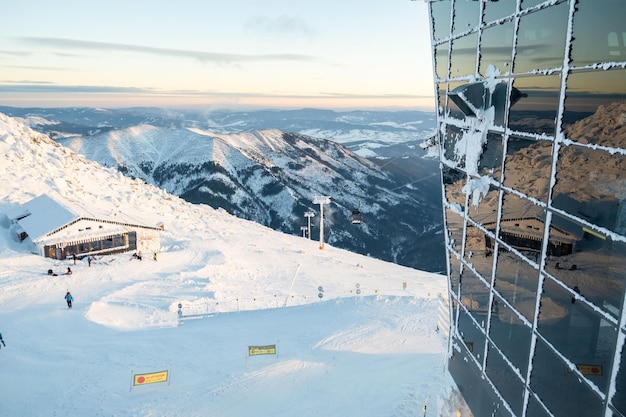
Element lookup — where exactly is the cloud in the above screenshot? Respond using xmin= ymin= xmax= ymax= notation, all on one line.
xmin=245 ymin=15 xmax=317 ymax=40
xmin=17 ymin=37 xmax=319 ymax=64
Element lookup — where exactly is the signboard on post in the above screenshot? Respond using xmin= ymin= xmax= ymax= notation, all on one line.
xmin=248 ymin=344 xmax=277 ymax=356
xmin=133 ymin=370 xmax=169 ymax=386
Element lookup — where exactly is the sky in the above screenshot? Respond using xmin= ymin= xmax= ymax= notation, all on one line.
xmin=0 ymin=112 xmax=470 ymax=416
xmin=0 ymin=1 xmax=435 ymax=111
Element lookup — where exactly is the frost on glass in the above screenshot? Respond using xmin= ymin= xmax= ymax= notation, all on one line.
xmin=509 ymin=74 xmax=561 ymax=136
xmin=563 ymin=68 xmax=626 ymax=148
xmin=451 ymin=0 xmax=480 ymax=36
xmin=442 ymin=125 xmax=465 ymax=167
xmin=479 ymin=19 xmax=515 ymax=77
xmin=489 ymin=293 xmax=532 ymax=376
xmin=465 ymin=219 xmax=495 ymax=282
xmin=493 ymin=250 xmax=539 ymax=322
xmin=449 ymin=249 xmax=462 ymax=298
xmin=503 ymin=137 xmax=552 ymax=202
xmin=435 ymin=42 xmax=450 ymax=79
xmin=612 ymin=344 xmax=626 ymax=415
xmin=570 ymin=0 xmax=626 ymax=67
xmin=538 ymin=278 xmax=618 ymax=395
xmin=548 ymin=212 xmax=626 ymax=321
xmin=430 ymin=0 xmax=452 ymax=41
xmin=514 ymin=2 xmax=568 ymax=73
xmin=478 ymin=133 xmax=503 ymax=180
xmin=552 ymin=145 xmax=626 ymax=237
xmin=449 ymin=32 xmax=478 ymax=78
xmin=530 ymin=336 xmax=605 ymax=416
xmin=445 ymin=206 xmax=464 ymax=255
xmin=524 ymin=394 xmax=553 ymax=417
xmin=485 ymin=343 xmax=525 ymax=416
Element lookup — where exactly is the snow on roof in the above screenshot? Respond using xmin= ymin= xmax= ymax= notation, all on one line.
xmin=17 ymin=194 xmax=157 ymax=242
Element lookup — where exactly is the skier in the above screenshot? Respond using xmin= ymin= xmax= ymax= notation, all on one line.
xmin=65 ymin=291 xmax=73 ymax=309
xmin=0 ymin=331 xmax=5 ymax=349
xmin=153 ymin=252 xmax=157 ymax=261
xmin=66 ymin=267 xmax=72 ymax=275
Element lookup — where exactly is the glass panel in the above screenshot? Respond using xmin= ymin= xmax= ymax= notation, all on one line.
xmin=478 ymin=133 xmax=503 ymax=180
xmin=446 ymin=207 xmax=465 ymax=255
xmin=485 ymin=343 xmax=525 ymax=416
xmin=446 ymin=80 xmax=469 ymax=121
xmin=435 ymin=42 xmax=450 ymax=79
xmin=521 ymin=0 xmax=547 ymax=9
xmin=489 ymin=293 xmax=532 ymax=376
xmin=571 ymin=0 xmax=626 ymax=66
xmin=436 ymin=83 xmax=447 ymax=115
xmin=563 ymin=68 xmax=626 ymax=147
xmin=548 ymin=212 xmax=626 ymax=320
xmin=452 ymin=0 xmax=480 ymax=35
xmin=499 ymin=191 xmax=545 ymax=263
xmin=508 ymin=74 xmax=561 ymax=136
xmin=483 ymin=2 xmax=516 ymax=24
xmin=552 ymin=145 xmax=626 ymax=237
xmin=530 ymin=336 xmax=605 ymax=416
xmin=449 ymin=249 xmax=462 ymax=298
xmin=538 ymin=277 xmax=618 ymax=394
xmin=479 ymin=19 xmax=515 ymax=77
xmin=612 ymin=340 xmax=626 ymax=415
xmin=494 ymin=250 xmax=540 ymax=322
xmin=449 ymin=32 xmax=478 ymax=78
xmin=443 ymin=165 xmax=466 ymax=206
xmin=525 ymin=393 xmax=553 ymax=417
xmin=431 ymin=0 xmax=452 ymax=41
xmin=465 ymin=220 xmax=495 ymax=282
xmin=460 ymin=267 xmax=491 ymax=330
xmin=503 ymin=136 xmax=553 ymax=202
xmin=514 ymin=2 xmax=568 ymax=73
xmin=458 ymin=305 xmax=487 ymax=363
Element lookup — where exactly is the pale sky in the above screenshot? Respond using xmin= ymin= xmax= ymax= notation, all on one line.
xmin=0 ymin=1 xmax=435 ymax=111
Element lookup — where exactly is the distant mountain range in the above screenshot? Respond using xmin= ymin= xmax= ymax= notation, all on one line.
xmin=0 ymin=106 xmax=445 ymax=272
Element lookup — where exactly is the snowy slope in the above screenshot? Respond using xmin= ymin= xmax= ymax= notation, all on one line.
xmin=0 ymin=112 xmax=467 ymax=416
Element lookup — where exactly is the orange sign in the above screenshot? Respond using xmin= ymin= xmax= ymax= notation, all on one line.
xmin=133 ymin=370 xmax=169 ymax=386
xmin=576 ymin=364 xmax=603 ymax=376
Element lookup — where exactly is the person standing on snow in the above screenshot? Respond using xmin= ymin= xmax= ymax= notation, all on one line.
xmin=65 ymin=291 xmax=73 ymax=309
xmin=0 ymin=332 xmax=5 ymax=349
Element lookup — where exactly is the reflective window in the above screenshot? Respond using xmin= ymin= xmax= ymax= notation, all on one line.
xmin=489 ymin=293 xmax=532 ymax=376
xmin=435 ymin=42 xmax=450 ymax=79
xmin=514 ymin=2 xmax=568 ymax=73
xmin=530 ymin=336 xmax=605 ymax=416
xmin=563 ymin=68 xmax=626 ymax=147
xmin=479 ymin=20 xmax=515 ymax=77
xmin=548 ymin=212 xmax=626 ymax=320
xmin=483 ymin=1 xmax=516 ymax=24
xmin=460 ymin=267 xmax=491 ymax=330
xmin=538 ymin=277 xmax=618 ymax=394
xmin=450 ymin=32 xmax=478 ymax=78
xmin=458 ymin=306 xmax=487 ymax=363
xmin=443 ymin=165 xmax=466 ymax=206
xmin=509 ymin=74 xmax=561 ymax=136
xmin=436 ymin=84 xmax=447 ymax=115
xmin=503 ymin=137 xmax=553 ymax=202
xmin=465 ymin=220 xmax=495 ymax=282
xmin=499 ymin=191 xmax=545 ymax=263
xmin=521 ymin=0 xmax=548 ymax=9
xmin=431 ymin=0 xmax=452 ymax=41
xmin=493 ymin=250 xmax=540 ymax=322
xmin=524 ymin=393 xmax=553 ymax=417
xmin=449 ymin=249 xmax=462 ymax=298
xmin=571 ymin=0 xmax=626 ymax=66
xmin=446 ymin=81 xmax=470 ymax=120
xmin=485 ymin=343 xmax=525 ymax=416
xmin=552 ymin=145 xmax=626 ymax=237
xmin=478 ymin=133 xmax=503 ymax=180
xmin=445 ymin=207 xmax=465 ymax=255
xmin=452 ymin=0 xmax=480 ymax=36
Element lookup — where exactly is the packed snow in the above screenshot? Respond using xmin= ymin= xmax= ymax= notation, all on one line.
xmin=0 ymin=112 xmax=463 ymax=416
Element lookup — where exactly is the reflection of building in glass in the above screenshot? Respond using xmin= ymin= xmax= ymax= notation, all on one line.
xmin=425 ymin=1 xmax=626 ymax=416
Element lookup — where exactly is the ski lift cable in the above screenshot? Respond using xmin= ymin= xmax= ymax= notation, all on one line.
xmin=388 ymin=173 xmax=438 ymax=192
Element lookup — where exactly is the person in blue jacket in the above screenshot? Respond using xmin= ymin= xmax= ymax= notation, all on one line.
xmin=65 ymin=291 xmax=73 ymax=309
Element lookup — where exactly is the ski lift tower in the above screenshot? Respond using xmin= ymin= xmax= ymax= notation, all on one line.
xmin=313 ymin=196 xmax=331 ymax=249
xmin=304 ymin=211 xmax=315 ymax=240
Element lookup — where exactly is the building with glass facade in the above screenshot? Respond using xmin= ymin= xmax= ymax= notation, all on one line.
xmin=425 ymin=1 xmax=626 ymax=416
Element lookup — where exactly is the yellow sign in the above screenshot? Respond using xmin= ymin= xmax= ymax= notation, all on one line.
xmin=249 ymin=344 xmax=277 ymax=356
xmin=576 ymin=364 xmax=603 ymax=376
xmin=133 ymin=370 xmax=169 ymax=386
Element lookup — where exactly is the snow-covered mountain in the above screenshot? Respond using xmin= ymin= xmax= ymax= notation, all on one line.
xmin=0 ymin=112 xmax=466 ymax=416
xmin=2 ymin=106 xmax=445 ymax=273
